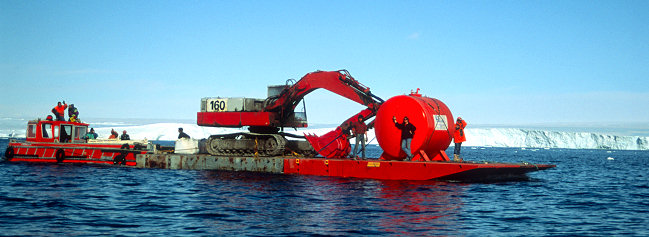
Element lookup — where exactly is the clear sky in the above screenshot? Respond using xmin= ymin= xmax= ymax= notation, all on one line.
xmin=1 ymin=0 xmax=648 ymax=126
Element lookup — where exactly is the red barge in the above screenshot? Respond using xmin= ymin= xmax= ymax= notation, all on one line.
xmin=4 ymin=119 xmax=153 ymax=166
xmin=138 ymin=70 xmax=556 ymax=181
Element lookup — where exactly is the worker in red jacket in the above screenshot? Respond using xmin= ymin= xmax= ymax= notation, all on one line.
xmin=350 ymin=115 xmax=368 ymax=159
xmin=52 ymin=101 xmax=68 ymax=121
xmin=453 ymin=117 xmax=467 ymax=162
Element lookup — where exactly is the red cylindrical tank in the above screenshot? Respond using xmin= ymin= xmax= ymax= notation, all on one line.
xmin=374 ymin=92 xmax=455 ymax=160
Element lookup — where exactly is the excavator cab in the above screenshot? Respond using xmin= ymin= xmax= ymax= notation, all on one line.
xmin=199 ymin=96 xmax=308 ymax=129
xmin=198 ymin=83 xmax=309 ymax=129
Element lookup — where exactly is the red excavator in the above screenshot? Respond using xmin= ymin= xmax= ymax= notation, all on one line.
xmin=197 ymin=70 xmax=383 ymax=157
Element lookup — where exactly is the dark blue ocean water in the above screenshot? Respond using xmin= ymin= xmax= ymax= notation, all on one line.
xmin=1 ymin=138 xmax=648 ymax=236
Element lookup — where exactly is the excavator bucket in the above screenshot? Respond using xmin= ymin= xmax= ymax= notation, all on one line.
xmin=304 ymin=127 xmax=351 ymax=158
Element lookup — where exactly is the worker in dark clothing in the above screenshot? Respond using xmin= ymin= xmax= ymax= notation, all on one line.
xmin=68 ymin=104 xmax=79 ymax=122
xmin=350 ymin=115 xmax=368 ymax=159
xmin=453 ymin=117 xmax=467 ymax=162
xmin=178 ymin=127 xmax=191 ymax=139
xmin=120 ymin=130 xmax=130 ymax=140
xmin=52 ymin=101 xmax=67 ymax=121
xmin=393 ymin=116 xmax=416 ymax=161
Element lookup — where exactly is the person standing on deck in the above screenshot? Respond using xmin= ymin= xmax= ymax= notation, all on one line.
xmin=453 ymin=117 xmax=467 ymax=162
xmin=52 ymin=101 xmax=67 ymax=121
xmin=393 ymin=116 xmax=416 ymax=161
xmin=350 ymin=115 xmax=368 ymax=159
xmin=68 ymin=104 xmax=79 ymax=122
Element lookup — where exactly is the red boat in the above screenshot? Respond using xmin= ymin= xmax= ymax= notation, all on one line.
xmin=4 ymin=119 xmax=153 ymax=166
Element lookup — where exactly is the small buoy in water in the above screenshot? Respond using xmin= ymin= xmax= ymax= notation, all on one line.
xmin=607 ymin=157 xmax=614 ymax=160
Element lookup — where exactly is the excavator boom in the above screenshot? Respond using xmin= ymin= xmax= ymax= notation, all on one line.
xmin=265 ymin=70 xmax=380 ymax=117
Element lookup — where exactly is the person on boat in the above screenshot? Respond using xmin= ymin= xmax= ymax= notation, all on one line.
xmin=68 ymin=104 xmax=79 ymax=122
xmin=85 ymin=128 xmax=98 ymax=140
xmin=350 ymin=115 xmax=368 ymax=159
xmin=52 ymin=101 xmax=67 ymax=121
xmin=178 ymin=127 xmax=191 ymax=139
xmin=453 ymin=117 xmax=467 ymax=162
xmin=60 ymin=127 xmax=71 ymax=143
xmin=46 ymin=115 xmax=53 ymax=121
xmin=109 ymin=129 xmax=119 ymax=139
xmin=120 ymin=130 xmax=130 ymax=140
xmin=393 ymin=116 xmax=416 ymax=161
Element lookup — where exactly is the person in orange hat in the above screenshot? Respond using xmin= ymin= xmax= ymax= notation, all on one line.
xmin=453 ymin=117 xmax=467 ymax=162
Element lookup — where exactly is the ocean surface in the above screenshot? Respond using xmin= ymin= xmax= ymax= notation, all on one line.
xmin=1 ymin=138 xmax=648 ymax=236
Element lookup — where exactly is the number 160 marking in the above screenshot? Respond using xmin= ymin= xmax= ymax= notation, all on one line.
xmin=209 ymin=99 xmax=226 ymax=112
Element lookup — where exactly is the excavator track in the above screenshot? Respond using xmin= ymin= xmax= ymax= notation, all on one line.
xmin=284 ymin=140 xmax=318 ymax=157
xmin=204 ymin=132 xmax=316 ymax=157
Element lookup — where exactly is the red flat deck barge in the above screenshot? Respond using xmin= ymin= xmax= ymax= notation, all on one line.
xmin=130 ymin=70 xmax=556 ymax=182
xmin=136 ymin=154 xmax=555 ymax=182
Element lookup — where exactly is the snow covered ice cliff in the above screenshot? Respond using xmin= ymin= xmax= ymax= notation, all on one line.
xmin=464 ymin=128 xmax=649 ymax=150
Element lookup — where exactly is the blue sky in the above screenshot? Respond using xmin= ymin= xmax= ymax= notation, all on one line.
xmin=1 ymin=0 xmax=648 ymax=125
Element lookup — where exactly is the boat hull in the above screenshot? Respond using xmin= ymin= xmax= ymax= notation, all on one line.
xmin=5 ymin=140 xmax=149 ymax=166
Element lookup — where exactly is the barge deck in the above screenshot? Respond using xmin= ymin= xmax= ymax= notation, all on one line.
xmin=136 ymin=154 xmax=555 ymax=181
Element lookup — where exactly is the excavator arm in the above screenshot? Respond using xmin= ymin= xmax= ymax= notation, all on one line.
xmin=265 ymin=70 xmax=383 ymax=158
xmin=264 ymin=70 xmax=382 ymax=126
xmin=304 ymin=107 xmax=378 ymax=158
xmin=259 ymin=70 xmax=383 ymax=158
